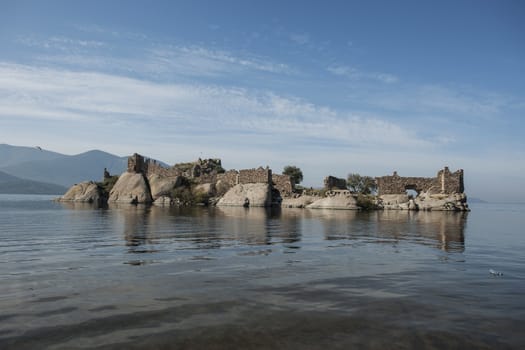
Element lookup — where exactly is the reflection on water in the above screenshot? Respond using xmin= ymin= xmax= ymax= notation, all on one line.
xmin=2 ymin=197 xmax=523 ymax=350
xmin=113 ymin=205 xmax=466 ymax=254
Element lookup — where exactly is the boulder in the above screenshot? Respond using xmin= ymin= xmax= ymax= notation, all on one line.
xmin=148 ymin=174 xmax=181 ymax=200
xmin=217 ymin=183 xmax=271 ymax=207
xmin=153 ymin=195 xmax=173 ymax=206
xmin=415 ymin=192 xmax=469 ymax=211
xmin=108 ymin=172 xmax=152 ymax=204
xmin=379 ymin=194 xmax=410 ymax=210
xmin=306 ymin=194 xmax=359 ymax=210
xmin=281 ymin=195 xmax=317 ymax=208
xmin=57 ymin=181 xmax=100 ymax=203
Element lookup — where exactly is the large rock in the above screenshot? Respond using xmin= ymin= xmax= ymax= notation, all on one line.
xmin=217 ymin=183 xmax=271 ymax=207
xmin=153 ymin=195 xmax=173 ymax=206
xmin=379 ymin=194 xmax=410 ymax=210
xmin=108 ymin=172 xmax=152 ymax=204
xmin=148 ymin=174 xmax=181 ymax=200
xmin=194 ymin=183 xmax=216 ymax=197
xmin=57 ymin=181 xmax=101 ymax=203
xmin=415 ymin=192 xmax=469 ymax=211
xmin=306 ymin=193 xmax=359 ymax=210
xmin=281 ymin=195 xmax=317 ymax=208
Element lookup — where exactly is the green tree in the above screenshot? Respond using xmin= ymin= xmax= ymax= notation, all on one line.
xmin=347 ymin=173 xmax=377 ymax=195
xmin=283 ymin=165 xmax=303 ymax=185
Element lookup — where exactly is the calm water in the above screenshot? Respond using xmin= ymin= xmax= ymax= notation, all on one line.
xmin=0 ymin=194 xmax=524 ymax=349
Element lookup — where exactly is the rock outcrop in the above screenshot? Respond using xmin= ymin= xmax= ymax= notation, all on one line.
xmin=281 ymin=195 xmax=317 ymax=208
xmin=148 ymin=174 xmax=181 ymax=200
xmin=415 ymin=192 xmax=468 ymax=211
xmin=379 ymin=192 xmax=468 ymax=211
xmin=217 ymin=183 xmax=272 ymax=207
xmin=108 ymin=172 xmax=152 ymax=204
xmin=57 ymin=181 xmax=101 ymax=203
xmin=306 ymin=191 xmax=359 ymax=210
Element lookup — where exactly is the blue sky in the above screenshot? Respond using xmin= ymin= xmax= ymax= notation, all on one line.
xmin=1 ymin=0 xmax=524 ymax=201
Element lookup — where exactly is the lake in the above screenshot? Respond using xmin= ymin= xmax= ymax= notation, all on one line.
xmin=0 ymin=194 xmax=524 ymax=349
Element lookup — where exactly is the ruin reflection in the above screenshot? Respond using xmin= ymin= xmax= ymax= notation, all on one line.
xmin=319 ymin=209 xmax=466 ymax=252
xmin=108 ymin=204 xmax=466 ymax=253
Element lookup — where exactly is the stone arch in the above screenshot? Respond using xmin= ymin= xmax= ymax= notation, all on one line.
xmin=404 ymin=184 xmax=419 ymax=199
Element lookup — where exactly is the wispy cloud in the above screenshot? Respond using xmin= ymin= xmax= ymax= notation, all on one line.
xmin=17 ymin=35 xmax=106 ymax=51
xmin=147 ymin=45 xmax=294 ymax=76
xmin=0 ymin=62 xmax=428 ymax=150
xmin=327 ymin=64 xmax=399 ymax=83
xmin=20 ymin=33 xmax=294 ymax=78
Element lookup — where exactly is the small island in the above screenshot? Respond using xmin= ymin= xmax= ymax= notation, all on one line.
xmin=58 ymin=153 xmax=469 ymax=211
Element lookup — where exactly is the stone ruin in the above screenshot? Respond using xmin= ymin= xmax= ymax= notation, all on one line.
xmin=375 ymin=167 xmax=464 ymax=196
xmin=375 ymin=167 xmax=468 ymax=211
xmin=324 ymin=176 xmax=347 ymax=190
xmin=126 ymin=153 xmax=294 ymax=198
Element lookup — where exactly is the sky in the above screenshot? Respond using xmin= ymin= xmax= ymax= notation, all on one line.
xmin=0 ymin=0 xmax=524 ymax=201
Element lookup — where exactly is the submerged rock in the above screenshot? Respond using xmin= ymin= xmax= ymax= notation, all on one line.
xmin=217 ymin=183 xmax=272 ymax=207
xmin=57 ymin=181 xmax=100 ymax=203
xmin=108 ymin=172 xmax=152 ymax=204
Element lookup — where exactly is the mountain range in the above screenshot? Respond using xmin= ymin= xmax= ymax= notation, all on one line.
xmin=0 ymin=144 xmax=130 ymax=194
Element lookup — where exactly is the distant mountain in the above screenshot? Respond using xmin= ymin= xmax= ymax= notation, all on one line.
xmin=0 ymin=149 xmax=128 ymax=187
xmin=0 ymin=144 xmax=64 ymax=168
xmin=0 ymin=170 xmax=67 ymax=195
xmin=468 ymin=197 xmax=488 ymax=203
xmin=0 ymin=144 xmax=168 ymax=189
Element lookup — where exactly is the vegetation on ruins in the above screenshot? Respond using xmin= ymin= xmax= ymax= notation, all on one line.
xmin=283 ymin=165 xmax=303 ymax=185
xmin=96 ymin=175 xmax=119 ymax=199
xmin=170 ymin=178 xmax=210 ymax=206
xmin=347 ymin=173 xmax=377 ymax=195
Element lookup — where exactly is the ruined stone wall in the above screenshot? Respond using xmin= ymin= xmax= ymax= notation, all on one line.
xmin=196 ymin=173 xmax=217 ymax=184
xmin=145 ymin=160 xmax=182 ymax=178
xmin=376 ymin=167 xmax=464 ymax=195
xmin=438 ymin=168 xmax=464 ymax=193
xmin=272 ymin=174 xmax=293 ymax=196
xmin=128 ymin=153 xmax=147 ymax=174
xmin=216 ymin=170 xmax=239 ymax=187
xmin=238 ymin=167 xmax=272 ymax=185
xmin=324 ymin=176 xmax=347 ymax=190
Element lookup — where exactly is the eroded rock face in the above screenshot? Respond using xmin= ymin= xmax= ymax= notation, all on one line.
xmin=217 ymin=183 xmax=271 ymax=207
xmin=379 ymin=194 xmax=410 ymax=210
xmin=281 ymin=195 xmax=317 ymax=208
xmin=306 ymin=194 xmax=359 ymax=210
xmin=194 ymin=183 xmax=216 ymax=197
xmin=379 ymin=192 xmax=469 ymax=211
xmin=57 ymin=181 xmax=100 ymax=203
xmin=108 ymin=172 xmax=152 ymax=204
xmin=148 ymin=174 xmax=181 ymax=200
xmin=153 ymin=195 xmax=173 ymax=206
xmin=415 ymin=192 xmax=469 ymax=211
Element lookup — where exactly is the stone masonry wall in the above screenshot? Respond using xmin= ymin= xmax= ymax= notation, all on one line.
xmin=128 ymin=153 xmax=147 ymax=174
xmin=272 ymin=174 xmax=294 ymax=196
xmin=238 ymin=167 xmax=272 ymax=185
xmin=376 ymin=167 xmax=464 ymax=195
xmin=216 ymin=170 xmax=239 ymax=187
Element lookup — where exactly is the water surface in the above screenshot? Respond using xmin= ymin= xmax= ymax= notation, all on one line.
xmin=1 ymin=195 xmax=524 ymax=349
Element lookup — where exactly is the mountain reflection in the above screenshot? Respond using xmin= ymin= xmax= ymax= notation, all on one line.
xmin=111 ymin=205 xmax=466 ymax=253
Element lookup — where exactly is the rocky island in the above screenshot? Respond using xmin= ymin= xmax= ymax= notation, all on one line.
xmin=58 ymin=153 xmax=469 ymax=211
